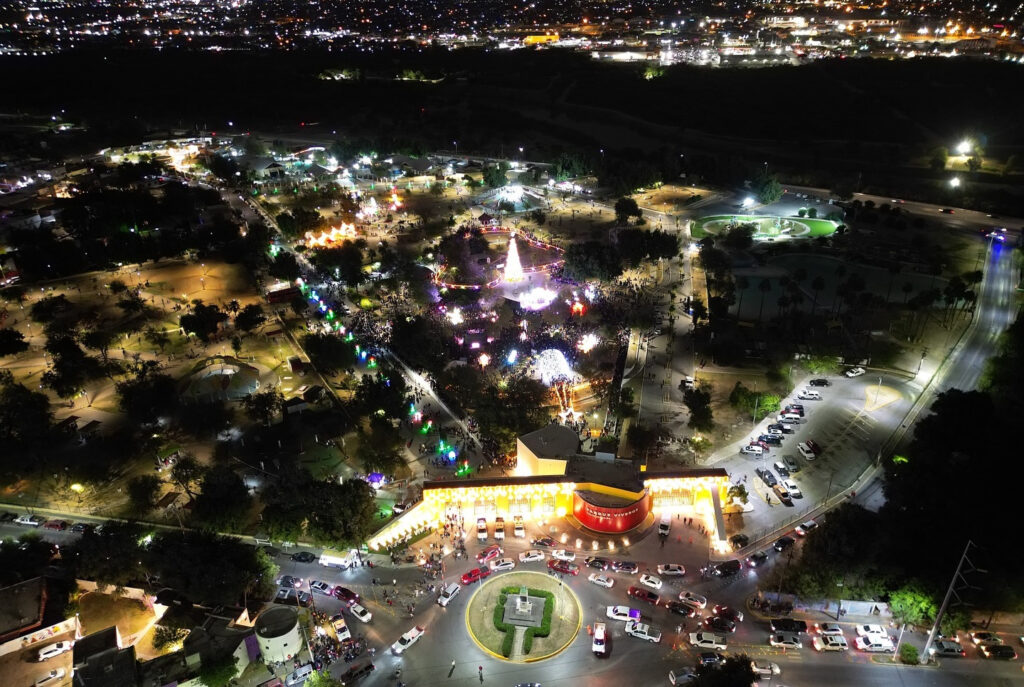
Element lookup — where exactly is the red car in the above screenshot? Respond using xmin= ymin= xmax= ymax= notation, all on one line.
xmin=334 ymin=587 xmax=360 ymax=605
xmin=804 ymin=439 xmax=822 ymax=455
xmin=627 ymin=586 xmax=660 ymax=606
xmin=547 ymin=559 xmax=579 ymax=576
xmin=43 ymin=520 xmax=68 ymax=531
xmin=477 ymin=544 xmax=503 ymax=564
xmin=461 ymin=567 xmax=493 ymax=585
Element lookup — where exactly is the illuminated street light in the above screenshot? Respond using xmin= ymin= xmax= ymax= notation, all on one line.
xmin=949 ymin=177 xmax=961 ymax=188
xmin=956 ymin=140 xmax=972 ymax=155
xmin=742 ymin=197 xmax=756 ymax=208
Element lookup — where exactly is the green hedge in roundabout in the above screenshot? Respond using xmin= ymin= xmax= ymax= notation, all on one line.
xmin=465 ymin=571 xmax=581 ymax=662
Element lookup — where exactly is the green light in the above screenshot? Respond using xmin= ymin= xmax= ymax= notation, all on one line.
xmin=892 ymin=454 xmax=909 ymax=465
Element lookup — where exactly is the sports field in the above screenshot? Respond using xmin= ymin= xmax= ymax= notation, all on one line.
xmin=692 ymin=214 xmax=837 ymax=240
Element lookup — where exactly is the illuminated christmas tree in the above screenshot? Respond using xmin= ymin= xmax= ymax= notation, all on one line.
xmin=504 ymin=234 xmax=524 ymax=283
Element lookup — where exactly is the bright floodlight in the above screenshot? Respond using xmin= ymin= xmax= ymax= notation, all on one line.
xmin=519 ymin=286 xmax=557 ymax=311
xmin=949 ymin=177 xmax=961 ymax=188
xmin=534 ymin=349 xmax=576 ymax=386
xmin=499 ymin=184 xmax=524 ymax=203
xmin=956 ymin=140 xmax=971 ymax=155
xmin=742 ymin=197 xmax=755 ymax=208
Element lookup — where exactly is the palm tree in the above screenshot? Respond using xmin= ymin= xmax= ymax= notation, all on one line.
xmin=226 ymin=299 xmax=241 ymax=315
xmin=757 ymin=278 xmax=772 ymax=325
xmin=735 ymin=276 xmax=750 ymax=320
xmin=810 ymin=275 xmax=825 ymax=313
xmin=901 ymin=281 xmax=914 ymax=304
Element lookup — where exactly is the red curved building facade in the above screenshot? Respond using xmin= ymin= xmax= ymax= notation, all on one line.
xmin=572 ymin=490 xmax=652 ymax=533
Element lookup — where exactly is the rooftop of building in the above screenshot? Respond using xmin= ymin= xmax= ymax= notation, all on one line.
xmin=518 ymin=423 xmax=580 ymax=461
xmin=0 ymin=577 xmax=46 ymax=642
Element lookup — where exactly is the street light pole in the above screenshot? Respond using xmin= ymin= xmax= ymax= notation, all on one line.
xmin=873 ymin=377 xmax=882 ymax=406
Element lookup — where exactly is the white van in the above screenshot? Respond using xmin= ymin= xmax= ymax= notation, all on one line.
xmin=854 ymin=635 xmax=895 ymax=653
xmin=592 ymin=621 xmax=608 ymax=655
xmin=285 ymin=664 xmax=314 ymax=685
xmin=438 ymin=583 xmax=461 ymax=607
xmin=779 ymin=412 xmax=802 ymax=422
xmin=740 ymin=444 xmax=764 ymax=456
xmin=797 ymin=389 xmax=821 ymax=401
xmin=476 ymin=518 xmax=488 ymax=542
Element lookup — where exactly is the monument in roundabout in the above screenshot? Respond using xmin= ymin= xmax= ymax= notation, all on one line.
xmin=465 ymin=571 xmax=581 ymax=662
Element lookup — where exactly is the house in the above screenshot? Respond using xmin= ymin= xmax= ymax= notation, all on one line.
xmin=239 ymin=156 xmax=286 ymax=180
xmin=73 ymin=626 xmax=138 ymax=687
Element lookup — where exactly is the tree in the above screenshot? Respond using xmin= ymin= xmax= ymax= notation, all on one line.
xmin=127 ymin=474 xmax=162 ymax=513
xmin=117 ymin=292 xmax=146 ymax=316
xmin=197 ymin=652 xmax=238 ymax=687
xmin=193 ymin=466 xmax=251 ymax=530
xmin=144 ymin=327 xmax=172 ymax=352
xmin=116 ymin=365 xmax=178 ymax=424
xmin=721 ymin=224 xmax=754 ymax=252
xmin=0 ymin=329 xmax=29 ymax=357
xmin=268 ymin=251 xmax=301 ymax=281
xmin=728 ymin=484 xmax=748 ymax=505
xmin=734 ymin=276 xmax=750 ymax=320
xmin=311 ymin=241 xmax=365 ymax=286
xmin=171 ymin=453 xmax=205 ymax=499
xmin=561 ymin=242 xmax=622 ymax=282
xmin=966 ymin=156 xmax=982 ymax=172
xmin=303 ymin=332 xmax=356 ymax=374
xmin=305 ymin=672 xmax=345 ymax=687
xmin=71 ymin=522 xmax=146 ymax=592
xmin=482 ymin=163 xmax=508 ymax=188
xmin=614 ymin=197 xmax=642 ymax=224
xmin=234 ymin=303 xmax=266 ymax=333
xmin=754 ymin=173 xmax=783 ymax=205
xmin=888 ymin=583 xmax=936 ymax=628
xmin=0 ymin=377 xmax=52 ymax=450
xmin=929 ymin=146 xmax=948 ymax=171
xmin=757 ymin=278 xmax=772 ymax=324
xmin=242 ymin=386 xmax=283 ymax=426
xmin=180 ymin=301 xmax=229 ymax=341
xmin=152 ymin=626 xmax=189 ymax=651
xmin=682 ymin=386 xmax=714 ymax=431
xmin=810 ymin=275 xmax=826 ymax=313
xmin=626 ymin=423 xmax=660 ymax=457
xmin=30 ymin=294 xmax=73 ymax=323
xmin=807 ymin=207 xmax=818 ymax=219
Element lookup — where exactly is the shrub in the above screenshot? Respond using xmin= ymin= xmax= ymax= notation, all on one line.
xmin=501 ymin=629 xmax=514 ymax=657
xmin=898 ymin=643 xmax=919 ymax=664
xmin=522 ymin=631 xmax=533 ymax=654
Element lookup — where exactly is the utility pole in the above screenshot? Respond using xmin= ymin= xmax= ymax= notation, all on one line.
xmin=921 ymin=540 xmax=984 ymax=663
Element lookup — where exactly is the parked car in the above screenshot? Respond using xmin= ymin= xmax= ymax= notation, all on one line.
xmin=36 ymin=642 xmax=74 ymax=661
xmin=929 ymin=639 xmax=965 ymax=657
xmin=768 ymin=422 xmax=794 ymax=435
xmin=969 ymin=631 xmax=1002 ymax=645
xmin=276 ymin=575 xmax=303 ymax=588
xmin=755 ymin=468 xmax=777 ymax=487
xmin=772 ymin=484 xmax=793 ymax=505
xmin=816 ymin=622 xmax=844 ymax=636
xmin=797 ymin=442 xmax=816 ymax=460
xmin=741 ymin=444 xmax=765 ymax=456
xmin=0 ymin=511 xmax=16 ymax=522
xmin=339 ymin=662 xmax=375 ymax=683
xmin=774 ymin=536 xmax=795 ymax=552
xmin=772 ymin=460 xmax=789 ymax=477
xmin=729 ymin=533 xmax=749 ymax=550
xmin=979 ymin=644 xmax=1017 ymax=659
xmin=845 ymin=367 xmax=866 ymax=377
xmin=812 ymin=635 xmax=849 ymax=652
xmin=809 ymin=378 xmax=831 ymax=387
xmin=854 ymin=635 xmax=894 ymax=653
xmin=783 ymin=455 xmax=800 ymax=472
xmin=855 ymin=624 xmax=888 ymax=638
xmin=43 ymin=520 xmax=68 ymax=531
xmin=657 ymin=563 xmax=686 ymax=576
xmin=751 ymin=661 xmax=781 ymax=677
xmin=291 ymin=551 xmax=316 ymax=563
xmin=689 ymin=632 xmax=727 ymax=650
xmin=781 ymin=479 xmax=802 ymax=498
xmin=14 ymin=514 xmax=44 ymax=527
xmin=769 ymin=632 xmax=802 ymax=649
xmin=759 ymin=434 xmax=782 ymax=446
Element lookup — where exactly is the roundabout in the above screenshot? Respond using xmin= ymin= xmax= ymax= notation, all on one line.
xmin=466 ymin=571 xmax=582 ymax=662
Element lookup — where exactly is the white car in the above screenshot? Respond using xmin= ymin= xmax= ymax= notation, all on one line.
xmin=639 ymin=573 xmax=663 ymax=590
xmin=513 ymin=516 xmax=525 ymax=538
xmin=855 ymin=635 xmax=895 ymax=653
xmin=488 ymin=557 xmax=515 ymax=572
xmin=678 ymin=591 xmax=707 ymax=608
xmin=689 ymin=632 xmax=727 ymax=650
xmin=657 ymin=563 xmax=686 ymax=576
xmin=588 ymin=573 xmax=615 ymax=588
xmin=309 ymin=581 xmax=333 ymax=595
xmin=855 ymin=624 xmax=888 ymax=638
xmin=781 ymin=479 xmax=802 ymax=498
xmin=391 ymin=626 xmax=425 ymax=654
xmin=625 ymin=620 xmax=662 ymax=643
xmin=15 ymin=514 xmax=44 ymax=526
xmin=36 ymin=642 xmax=73 ymax=661
xmin=349 ymin=603 xmax=372 ymax=623
xmin=769 ymin=632 xmax=802 ymax=649
xmin=816 ymin=622 xmax=844 ymax=636
xmin=845 ymin=367 xmax=866 ymax=378
xmin=813 ymin=635 xmax=849 ymax=652
xmin=518 ymin=549 xmax=545 ymax=563
xmin=797 ymin=442 xmax=816 ymax=460
xmin=34 ymin=669 xmax=65 ymax=687
xmin=794 ymin=519 xmax=817 ymax=536
xmin=552 ymin=549 xmax=576 ymax=561
xmin=751 ymin=661 xmax=781 ymax=677
xmin=606 ymin=605 xmax=642 ymax=622
xmin=741 ymin=444 xmax=765 ymax=456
